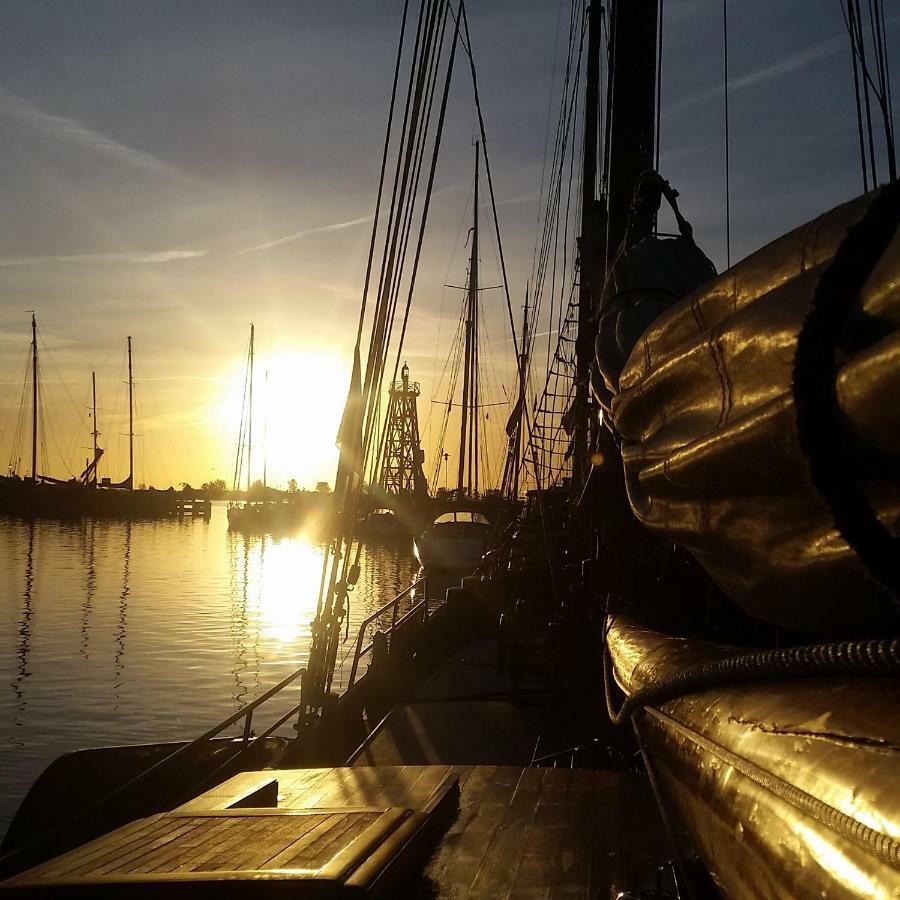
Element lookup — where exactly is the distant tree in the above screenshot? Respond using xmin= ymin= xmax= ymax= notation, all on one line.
xmin=316 ymin=481 xmax=331 ymax=494
xmin=137 ymin=482 xmax=147 ymax=491
xmin=249 ymin=478 xmax=265 ymax=500
xmin=287 ymin=478 xmax=299 ymax=494
xmin=200 ymin=478 xmax=227 ymax=497
xmin=180 ymin=482 xmax=193 ymax=492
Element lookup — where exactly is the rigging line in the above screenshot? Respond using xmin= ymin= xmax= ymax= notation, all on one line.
xmin=531 ymin=8 xmax=585 ymax=371
xmin=879 ymin=0 xmax=895 ymax=173
xmin=359 ymin=3 xmax=445 ymax=498
xmin=851 ymin=0 xmax=879 ymax=184
xmin=362 ymin=0 xmax=444 ymax=462
xmin=354 ymin=0 xmax=411 ymax=351
xmin=362 ymin=0 xmax=432 ymax=410
xmin=379 ymin=0 xmax=450 ymax=402
xmin=842 ymin=0 xmax=870 ymax=191
xmin=722 ymin=0 xmax=731 ymax=269
xmin=871 ymin=0 xmax=896 ymax=180
xmin=460 ymin=1 xmax=547 ymax=491
xmin=366 ymin=0 xmax=452 ymax=487
xmin=352 ymin=0 xmax=459 ymax=582
xmin=531 ymin=0 xmax=581 ymax=293
xmin=530 ymin=0 xmax=569 ymax=281
xmin=387 ymin=1 xmax=460 ymax=392
xmin=655 ymin=0 xmax=663 ymax=173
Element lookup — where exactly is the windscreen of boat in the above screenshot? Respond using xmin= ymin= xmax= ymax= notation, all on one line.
xmin=433 ymin=511 xmax=490 ymax=526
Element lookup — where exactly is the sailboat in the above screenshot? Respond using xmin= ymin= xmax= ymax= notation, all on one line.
xmin=414 ymin=142 xmax=496 ymax=572
xmin=226 ymin=326 xmax=313 ymax=533
xmin=0 ymin=323 xmax=180 ymax=519
xmin=2 ymin=3 xmax=899 ymax=897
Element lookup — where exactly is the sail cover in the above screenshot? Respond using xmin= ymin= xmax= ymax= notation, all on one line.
xmin=603 ymin=189 xmax=900 ymax=634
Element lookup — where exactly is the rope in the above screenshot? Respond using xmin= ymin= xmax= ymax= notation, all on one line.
xmin=792 ymin=180 xmax=900 ymax=608
xmin=605 ymin=632 xmax=900 ymax=727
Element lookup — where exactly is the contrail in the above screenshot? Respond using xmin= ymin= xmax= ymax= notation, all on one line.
xmin=0 ymin=85 xmax=186 ymax=179
xmin=234 ymin=214 xmax=374 ymax=255
xmin=0 ymin=250 xmax=206 ymax=267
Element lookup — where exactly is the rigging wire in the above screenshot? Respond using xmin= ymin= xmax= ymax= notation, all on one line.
xmin=722 ymin=0 xmax=731 ymax=269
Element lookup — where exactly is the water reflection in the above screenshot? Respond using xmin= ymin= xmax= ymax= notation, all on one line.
xmin=113 ymin=522 xmax=132 ymax=709
xmin=80 ymin=520 xmax=97 ymax=659
xmin=11 ymin=521 xmax=35 ymax=724
xmin=0 ymin=507 xmax=418 ymax=835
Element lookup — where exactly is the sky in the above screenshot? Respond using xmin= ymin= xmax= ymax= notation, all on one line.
xmin=0 ymin=0 xmax=895 ymax=489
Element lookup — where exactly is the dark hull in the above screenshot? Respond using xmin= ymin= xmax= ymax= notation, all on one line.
xmin=0 ymin=479 xmax=181 ymax=520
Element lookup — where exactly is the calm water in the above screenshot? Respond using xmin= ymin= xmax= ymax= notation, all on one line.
xmin=0 ymin=504 xmax=418 ymax=835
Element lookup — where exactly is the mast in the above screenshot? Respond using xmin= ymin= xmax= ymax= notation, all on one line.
xmin=30 ymin=314 xmax=38 ymax=481
xmin=263 ymin=368 xmax=268 ymax=493
xmin=573 ymin=3 xmax=604 ymax=494
xmin=127 ymin=336 xmax=134 ymax=490
xmin=247 ymin=324 xmax=254 ymax=497
xmin=457 ymin=141 xmax=480 ymax=494
xmin=91 ymin=371 xmax=99 ymax=486
xmin=513 ymin=290 xmax=529 ymax=499
xmin=604 ymin=0 xmax=659 ymax=264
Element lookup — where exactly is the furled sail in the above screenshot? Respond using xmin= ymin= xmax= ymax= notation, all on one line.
xmin=600 ymin=188 xmax=900 ymax=634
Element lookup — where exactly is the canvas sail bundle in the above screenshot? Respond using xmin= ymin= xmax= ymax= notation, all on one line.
xmin=602 ymin=189 xmax=900 ymax=634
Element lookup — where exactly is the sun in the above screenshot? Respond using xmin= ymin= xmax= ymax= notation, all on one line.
xmin=217 ymin=346 xmax=350 ymax=490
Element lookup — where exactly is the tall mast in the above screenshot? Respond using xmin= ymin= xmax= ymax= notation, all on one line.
xmin=457 ymin=142 xmax=480 ymax=494
xmin=247 ymin=324 xmax=254 ymax=496
xmin=30 ymin=314 xmax=38 ymax=480
xmin=604 ymin=0 xmax=659 ymax=264
xmin=513 ymin=289 xmax=529 ymax=499
xmin=91 ymin=370 xmax=99 ymax=486
xmin=263 ymin=368 xmax=268 ymax=493
xmin=127 ymin=336 xmax=134 ymax=490
xmin=573 ymin=4 xmax=604 ymax=494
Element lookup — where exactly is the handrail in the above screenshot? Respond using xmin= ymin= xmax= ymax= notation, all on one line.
xmin=1 ymin=576 xmax=430 ymax=873
xmin=346 ymin=577 xmax=425 ymax=689
xmin=0 ymin=664 xmax=306 ymax=873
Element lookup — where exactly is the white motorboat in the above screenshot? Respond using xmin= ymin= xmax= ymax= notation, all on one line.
xmin=413 ymin=511 xmax=491 ymax=572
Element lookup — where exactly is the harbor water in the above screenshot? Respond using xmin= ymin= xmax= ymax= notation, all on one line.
xmin=0 ymin=504 xmax=418 ymax=836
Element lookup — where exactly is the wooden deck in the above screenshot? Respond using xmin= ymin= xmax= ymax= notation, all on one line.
xmin=2 ymin=766 xmax=668 ymax=898
xmin=350 ymin=639 xmax=614 ymax=767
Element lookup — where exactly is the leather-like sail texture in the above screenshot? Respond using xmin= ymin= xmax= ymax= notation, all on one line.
xmin=608 ymin=191 xmax=900 ymax=634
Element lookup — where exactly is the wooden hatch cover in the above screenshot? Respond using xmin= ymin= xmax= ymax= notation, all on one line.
xmin=0 ymin=771 xmax=459 ymax=898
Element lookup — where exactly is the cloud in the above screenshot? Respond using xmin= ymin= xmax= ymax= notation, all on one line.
xmin=0 ymin=85 xmax=186 ymax=180
xmin=664 ymin=31 xmax=848 ymax=119
xmin=234 ymin=213 xmax=374 ymax=255
xmin=0 ymin=250 xmax=206 ymax=267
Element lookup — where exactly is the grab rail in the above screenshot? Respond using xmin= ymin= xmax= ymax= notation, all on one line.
xmin=1 ymin=575 xmax=431 ymax=876
xmin=346 ymin=576 xmax=426 ymax=689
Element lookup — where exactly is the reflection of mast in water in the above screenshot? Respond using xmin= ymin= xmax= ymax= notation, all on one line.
xmin=81 ymin=519 xmax=97 ymax=658
xmin=112 ymin=522 xmax=132 ymax=708
xmin=228 ymin=531 xmax=252 ymax=708
xmin=11 ymin=521 xmax=36 ymax=722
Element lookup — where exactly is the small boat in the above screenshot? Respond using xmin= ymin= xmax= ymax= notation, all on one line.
xmin=414 ymin=510 xmax=490 ymax=572
xmin=359 ymin=507 xmax=406 ymax=539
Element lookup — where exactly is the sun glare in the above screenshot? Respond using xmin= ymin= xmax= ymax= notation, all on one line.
xmin=216 ymin=347 xmax=349 ymax=489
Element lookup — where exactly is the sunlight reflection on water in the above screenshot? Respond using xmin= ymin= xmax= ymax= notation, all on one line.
xmin=0 ymin=504 xmax=418 ymax=834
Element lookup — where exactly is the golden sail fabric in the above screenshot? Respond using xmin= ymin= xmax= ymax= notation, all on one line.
xmin=607 ymin=191 xmax=900 ymax=634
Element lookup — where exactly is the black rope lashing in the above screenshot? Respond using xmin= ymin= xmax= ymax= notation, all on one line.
xmin=792 ymin=180 xmax=900 ymax=609
xmin=604 ymin=632 xmax=900 ymax=727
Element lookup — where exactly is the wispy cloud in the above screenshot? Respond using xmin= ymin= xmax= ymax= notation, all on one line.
xmin=234 ymin=213 xmax=374 ymax=256
xmin=664 ymin=31 xmax=847 ymax=119
xmin=0 ymin=85 xmax=185 ymax=179
xmin=0 ymin=250 xmax=206 ymax=267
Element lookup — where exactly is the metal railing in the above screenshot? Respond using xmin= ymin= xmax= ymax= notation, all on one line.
xmin=346 ymin=576 xmax=427 ymax=689
xmin=0 ymin=662 xmax=307 ymax=874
